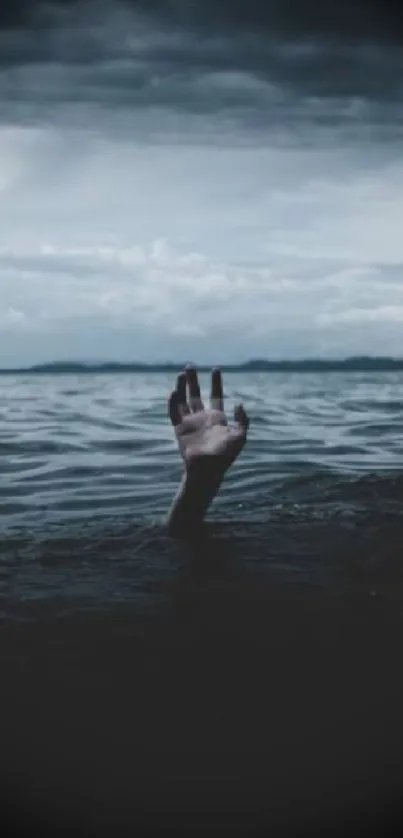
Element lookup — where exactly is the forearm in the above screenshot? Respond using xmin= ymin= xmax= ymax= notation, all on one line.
xmin=166 ymin=465 xmax=223 ymax=536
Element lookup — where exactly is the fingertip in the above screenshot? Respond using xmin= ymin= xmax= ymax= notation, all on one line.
xmin=176 ymin=372 xmax=187 ymax=401
xmin=210 ymin=367 xmax=224 ymax=409
xmin=234 ymin=403 xmax=249 ymax=430
xmin=168 ymin=390 xmax=181 ymax=426
xmin=185 ymin=365 xmax=203 ymax=409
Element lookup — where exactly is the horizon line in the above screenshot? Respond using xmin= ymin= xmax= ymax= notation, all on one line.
xmin=1 ymin=355 xmax=403 ymax=373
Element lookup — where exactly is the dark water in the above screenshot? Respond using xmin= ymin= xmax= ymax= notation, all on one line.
xmin=1 ymin=370 xmax=403 ymax=613
xmin=2 ymin=372 xmax=403 ymax=833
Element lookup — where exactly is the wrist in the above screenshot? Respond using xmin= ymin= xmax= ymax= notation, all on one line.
xmin=166 ymin=461 xmax=224 ymax=536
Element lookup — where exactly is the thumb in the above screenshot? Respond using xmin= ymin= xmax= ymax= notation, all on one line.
xmin=233 ymin=403 xmax=249 ymax=433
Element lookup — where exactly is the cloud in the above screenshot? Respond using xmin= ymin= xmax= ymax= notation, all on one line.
xmin=0 ymin=1 xmax=402 ymax=141
xmin=0 ymin=69 xmax=403 ymax=366
xmin=0 ymin=306 xmax=26 ymax=328
xmin=318 ymin=306 xmax=403 ymax=326
xmin=1 ymin=237 xmax=402 ymax=359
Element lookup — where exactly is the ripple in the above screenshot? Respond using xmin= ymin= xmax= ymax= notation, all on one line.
xmin=1 ymin=370 xmax=403 ymax=537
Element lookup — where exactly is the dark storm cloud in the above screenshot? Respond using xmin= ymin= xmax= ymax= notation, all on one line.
xmin=128 ymin=0 xmax=403 ymax=46
xmin=2 ymin=1 xmax=402 ymax=44
xmin=0 ymin=1 xmax=402 ymax=129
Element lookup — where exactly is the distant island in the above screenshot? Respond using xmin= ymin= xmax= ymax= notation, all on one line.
xmin=1 ymin=357 xmax=403 ymax=373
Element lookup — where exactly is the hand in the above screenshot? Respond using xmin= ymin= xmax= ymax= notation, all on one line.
xmin=166 ymin=366 xmax=249 ymax=534
xmin=169 ymin=366 xmax=249 ymax=472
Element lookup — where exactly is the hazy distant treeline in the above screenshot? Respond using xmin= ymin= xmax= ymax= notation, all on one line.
xmin=1 ymin=357 xmax=403 ymax=374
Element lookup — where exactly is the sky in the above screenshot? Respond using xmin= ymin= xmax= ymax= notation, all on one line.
xmin=1 ymin=0 xmax=403 ymax=366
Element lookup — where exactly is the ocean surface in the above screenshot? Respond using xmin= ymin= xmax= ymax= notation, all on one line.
xmin=1 ymin=370 xmax=403 ymax=616
xmin=2 ymin=370 xmax=403 ymax=833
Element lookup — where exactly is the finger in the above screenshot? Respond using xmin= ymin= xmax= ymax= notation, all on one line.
xmin=234 ymin=403 xmax=249 ymax=434
xmin=186 ymin=365 xmax=204 ymax=412
xmin=210 ymin=367 xmax=224 ymax=411
xmin=176 ymin=372 xmax=190 ymax=416
xmin=168 ymin=390 xmax=181 ymax=427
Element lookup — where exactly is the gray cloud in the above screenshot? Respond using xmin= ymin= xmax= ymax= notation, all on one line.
xmin=2 ymin=1 xmax=401 ymax=44
xmin=0 ymin=1 xmax=402 ymax=138
xmin=1 ymin=3 xmax=403 ymax=365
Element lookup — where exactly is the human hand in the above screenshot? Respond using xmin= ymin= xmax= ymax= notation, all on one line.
xmin=166 ymin=366 xmax=249 ymax=533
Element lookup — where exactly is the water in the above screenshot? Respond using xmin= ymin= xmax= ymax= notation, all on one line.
xmin=1 ymin=370 xmax=403 ymax=614
xmin=2 ymin=371 xmax=403 ymax=832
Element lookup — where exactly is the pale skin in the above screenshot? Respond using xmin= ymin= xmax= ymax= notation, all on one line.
xmin=166 ymin=365 xmax=249 ymax=535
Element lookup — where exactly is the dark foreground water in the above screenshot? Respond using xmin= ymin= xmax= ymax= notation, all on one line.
xmin=1 ymin=370 xmax=403 ymax=608
xmin=1 ymin=371 xmax=403 ymax=835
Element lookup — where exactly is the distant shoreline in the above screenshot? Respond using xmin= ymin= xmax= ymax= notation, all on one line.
xmin=1 ymin=358 xmax=403 ymax=374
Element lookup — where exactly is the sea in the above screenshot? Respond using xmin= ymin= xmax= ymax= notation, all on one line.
xmin=1 ymin=369 xmax=403 ymax=614
xmin=1 ymin=370 xmax=403 ymax=833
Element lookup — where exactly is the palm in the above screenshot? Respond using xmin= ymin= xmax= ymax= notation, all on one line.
xmin=177 ymin=408 xmax=242 ymax=465
xmin=168 ymin=367 xmax=249 ymax=473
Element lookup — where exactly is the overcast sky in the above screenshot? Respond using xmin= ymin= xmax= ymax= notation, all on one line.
xmin=1 ymin=0 xmax=403 ymax=366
